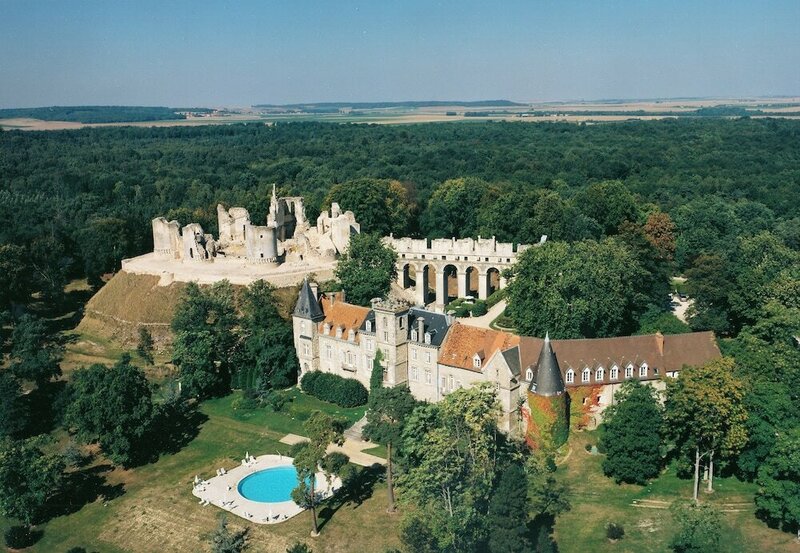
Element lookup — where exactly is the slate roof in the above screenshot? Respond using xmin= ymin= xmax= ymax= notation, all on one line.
xmin=516 ymin=331 xmax=721 ymax=386
xmin=501 ymin=347 xmax=521 ymax=377
xmin=294 ymin=279 xmax=324 ymax=320
xmin=407 ymin=307 xmax=451 ymax=347
xmin=439 ymin=323 xmax=519 ymax=372
xmin=530 ymin=334 xmax=565 ymax=396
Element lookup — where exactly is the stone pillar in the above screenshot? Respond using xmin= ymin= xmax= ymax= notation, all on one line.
xmin=435 ymin=269 xmax=446 ymax=308
xmin=478 ymin=271 xmax=489 ymax=300
xmin=396 ymin=263 xmax=406 ymax=288
xmin=457 ymin=269 xmax=468 ymax=299
xmin=416 ymin=265 xmax=427 ymax=306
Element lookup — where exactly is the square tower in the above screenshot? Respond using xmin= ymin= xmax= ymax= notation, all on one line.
xmin=371 ymin=297 xmax=411 ymax=386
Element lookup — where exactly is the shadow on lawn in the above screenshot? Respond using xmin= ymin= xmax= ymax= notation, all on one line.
xmin=529 ymin=514 xmax=560 ymax=553
xmin=316 ymin=463 xmax=384 ymax=532
xmin=42 ymin=463 xmax=125 ymax=523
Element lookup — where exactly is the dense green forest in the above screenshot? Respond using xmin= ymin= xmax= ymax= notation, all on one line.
xmin=0 ymin=106 xmax=203 ymax=123
xmin=1 ymin=119 xmax=799 ymax=331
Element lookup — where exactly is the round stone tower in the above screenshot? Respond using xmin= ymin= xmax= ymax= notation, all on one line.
xmin=527 ymin=333 xmax=569 ymax=450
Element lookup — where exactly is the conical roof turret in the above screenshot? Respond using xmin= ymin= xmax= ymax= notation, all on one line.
xmin=530 ymin=332 xmax=565 ymax=396
xmin=294 ymin=279 xmax=324 ymax=320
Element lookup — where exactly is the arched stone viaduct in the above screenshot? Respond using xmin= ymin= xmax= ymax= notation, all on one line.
xmin=383 ymin=235 xmax=532 ymax=310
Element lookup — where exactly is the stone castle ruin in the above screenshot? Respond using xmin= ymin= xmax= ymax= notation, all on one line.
xmin=150 ymin=185 xmax=360 ymax=267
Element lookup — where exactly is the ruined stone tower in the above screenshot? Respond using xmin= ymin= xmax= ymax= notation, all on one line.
xmin=527 ymin=333 xmax=569 ymax=450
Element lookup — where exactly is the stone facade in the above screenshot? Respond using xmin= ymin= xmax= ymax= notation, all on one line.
xmin=149 ymin=186 xmax=359 ymax=268
xmin=292 ymin=281 xmax=722 ymax=433
xmin=385 ymin=234 xmax=542 ymax=309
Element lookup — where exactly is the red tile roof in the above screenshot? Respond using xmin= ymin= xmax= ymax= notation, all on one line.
xmin=439 ymin=323 xmax=519 ymax=372
xmin=318 ymin=296 xmax=371 ymax=343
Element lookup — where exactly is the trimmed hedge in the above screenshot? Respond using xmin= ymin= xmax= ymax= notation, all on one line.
xmin=301 ymin=372 xmax=368 ymax=407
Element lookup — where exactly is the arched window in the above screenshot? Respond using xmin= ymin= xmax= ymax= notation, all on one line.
xmin=595 ymin=367 xmax=605 ymax=381
xmin=525 ymin=368 xmax=534 ymax=381
xmin=610 ymin=365 xmax=619 ymax=380
xmin=582 ymin=368 xmax=591 ymax=383
xmin=566 ymin=369 xmax=574 ymax=384
xmin=365 ymin=320 xmax=372 ymax=332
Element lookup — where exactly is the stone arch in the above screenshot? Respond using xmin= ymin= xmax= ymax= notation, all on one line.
xmin=420 ymin=264 xmax=436 ymax=305
xmin=465 ymin=266 xmax=480 ymax=297
xmin=487 ymin=267 xmax=501 ymax=296
xmin=442 ymin=264 xmax=458 ymax=304
xmin=401 ymin=263 xmax=417 ymax=289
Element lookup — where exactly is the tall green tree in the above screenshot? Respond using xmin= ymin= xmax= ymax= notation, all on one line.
xmin=505 ymin=239 xmax=649 ymax=338
xmin=75 ymin=217 xmax=131 ymax=285
xmin=291 ymin=412 xmax=346 ymax=536
xmin=486 ymin=463 xmax=530 ymax=553
xmin=421 ymin=177 xmax=496 ymax=238
xmin=334 ymin=233 xmax=397 ymax=306
xmin=601 ymin=380 xmax=664 ymax=484
xmin=399 ymin=383 xmax=502 ymax=552
xmin=0 ymin=373 xmax=27 ymax=438
xmin=172 ymin=281 xmax=237 ymax=398
xmin=575 ymin=180 xmax=639 ymax=236
xmin=0 ymin=243 xmax=33 ymax=309
xmin=363 ymin=385 xmax=418 ymax=513
xmin=65 ymin=355 xmax=154 ymax=466
xmin=754 ymin=429 xmax=800 ymax=534
xmin=668 ymin=501 xmax=724 ymax=553
xmin=210 ymin=515 xmax=248 ymax=553
xmin=0 ymin=438 xmax=64 ymax=527
xmin=239 ymin=280 xmax=298 ymax=390
xmin=325 ymin=178 xmax=415 ymax=236
xmin=136 ymin=327 xmax=155 ymax=365
xmin=9 ymin=314 xmax=62 ymax=388
xmin=664 ymin=358 xmax=748 ymax=500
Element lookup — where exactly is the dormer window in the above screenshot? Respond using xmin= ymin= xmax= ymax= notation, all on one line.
xmin=473 ymin=354 xmax=482 ymax=369
xmin=610 ymin=365 xmax=619 ymax=380
xmin=566 ymin=369 xmax=575 ymax=384
xmin=365 ymin=320 xmax=372 ymax=332
xmin=595 ymin=367 xmax=604 ymax=381
xmin=335 ymin=326 xmax=343 ymax=339
xmin=411 ymin=329 xmax=418 ymax=341
xmin=525 ymin=368 xmax=534 ymax=381
xmin=348 ymin=329 xmax=355 ymax=342
xmin=424 ymin=332 xmax=431 ymax=344
xmin=625 ymin=364 xmax=633 ymax=379
xmin=639 ymin=363 xmax=648 ymax=377
xmin=582 ymin=368 xmax=591 ymax=383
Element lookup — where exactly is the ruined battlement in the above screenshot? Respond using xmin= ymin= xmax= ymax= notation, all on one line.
xmin=384 ymin=235 xmax=530 ymax=263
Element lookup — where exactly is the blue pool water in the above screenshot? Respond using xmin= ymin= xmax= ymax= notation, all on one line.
xmin=237 ymin=466 xmax=304 ymax=503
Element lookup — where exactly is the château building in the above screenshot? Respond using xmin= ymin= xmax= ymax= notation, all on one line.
xmin=292 ymin=280 xmax=721 ymax=432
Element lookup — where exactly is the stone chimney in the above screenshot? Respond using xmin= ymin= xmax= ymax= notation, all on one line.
xmin=655 ymin=331 xmax=664 ymax=356
xmin=417 ymin=317 xmax=425 ymax=342
xmin=310 ymin=282 xmax=319 ymax=301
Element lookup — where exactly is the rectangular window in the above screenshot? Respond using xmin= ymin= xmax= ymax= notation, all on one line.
xmin=625 ymin=366 xmax=633 ymax=378
xmin=610 ymin=367 xmax=619 ymax=380
xmin=425 ymin=370 xmax=432 ymax=384
xmin=448 ymin=375 xmax=454 ymax=389
xmin=412 ymin=348 xmax=417 ymax=360
xmin=383 ymin=331 xmax=389 ymax=341
xmin=425 ymin=351 xmax=431 ymax=363
xmin=639 ymin=366 xmax=648 ymax=377
xmin=326 ymin=345 xmax=332 ymax=359
xmin=303 ymin=342 xmax=310 ymax=356
xmin=440 ymin=376 xmax=446 ymax=391
xmin=411 ymin=366 xmax=418 ymax=382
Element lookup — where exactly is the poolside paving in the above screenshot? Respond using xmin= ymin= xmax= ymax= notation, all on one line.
xmin=191 ymin=454 xmax=341 ymax=525
xmin=279 ymin=428 xmax=387 ymax=468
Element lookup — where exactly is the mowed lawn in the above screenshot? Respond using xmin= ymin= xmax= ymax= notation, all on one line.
xmin=554 ymin=431 xmax=798 ymax=553
xmin=10 ymin=391 xmax=401 ymax=553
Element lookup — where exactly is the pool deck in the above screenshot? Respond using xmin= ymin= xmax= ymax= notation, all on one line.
xmin=191 ymin=454 xmax=341 ymax=524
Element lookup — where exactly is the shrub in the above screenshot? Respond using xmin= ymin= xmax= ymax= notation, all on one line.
xmin=267 ymin=392 xmax=288 ymax=412
xmin=5 ymin=526 xmax=36 ymax=549
xmin=471 ymin=300 xmax=488 ymax=316
xmin=287 ymin=543 xmax=313 ymax=553
xmin=486 ymin=288 xmax=505 ymax=308
xmin=606 ymin=522 xmax=625 ymax=541
xmin=231 ymin=395 xmax=258 ymax=411
xmin=301 ymin=372 xmax=368 ymax=407
xmin=67 ymin=548 xmax=88 ymax=553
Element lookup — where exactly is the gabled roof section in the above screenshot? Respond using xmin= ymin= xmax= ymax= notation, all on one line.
xmin=439 ymin=323 xmax=519 ymax=372
xmin=407 ymin=307 xmax=451 ymax=347
xmin=318 ymin=296 xmax=371 ymax=343
xmin=530 ymin=333 xmax=565 ymax=396
xmin=294 ymin=279 xmax=324 ymax=320
xmin=501 ymin=346 xmax=521 ymax=377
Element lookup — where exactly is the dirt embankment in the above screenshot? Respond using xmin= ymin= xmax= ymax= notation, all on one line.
xmin=77 ymin=271 xmax=301 ymax=351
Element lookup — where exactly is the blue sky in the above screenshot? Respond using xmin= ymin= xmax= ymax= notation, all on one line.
xmin=1 ymin=0 xmax=799 ymax=107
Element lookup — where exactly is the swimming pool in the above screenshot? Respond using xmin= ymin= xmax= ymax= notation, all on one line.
xmin=237 ymin=465 xmax=305 ymax=503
